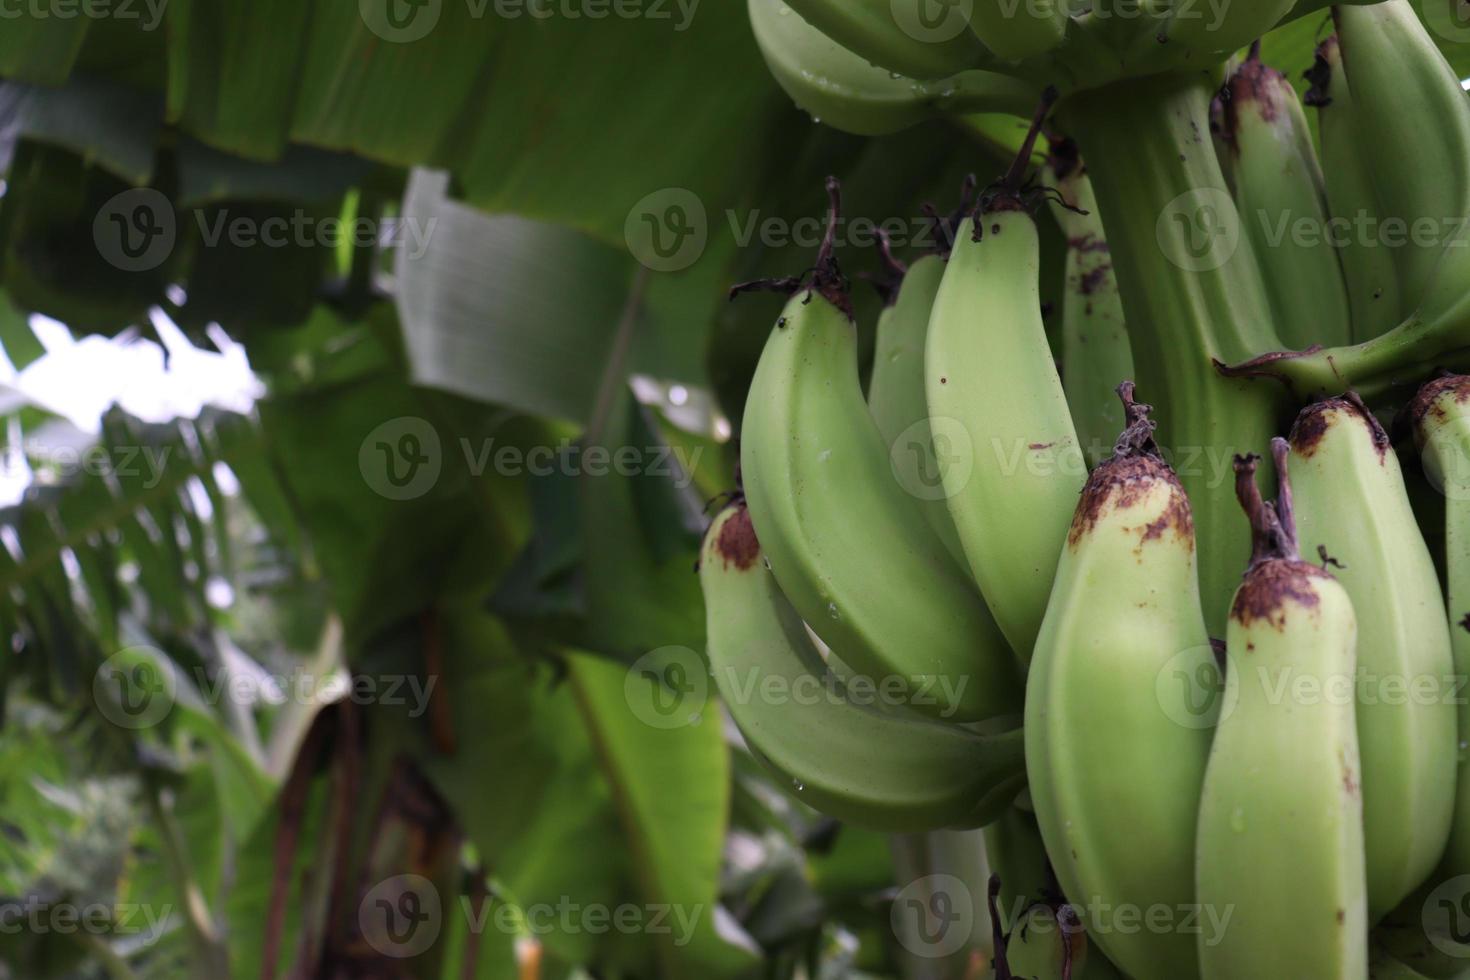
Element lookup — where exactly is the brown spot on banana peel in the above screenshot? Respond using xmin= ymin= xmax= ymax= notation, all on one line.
xmin=1221 ymin=45 xmax=1285 ymax=144
xmin=1231 ymin=558 xmax=1332 ymax=631
xmin=1067 ymin=382 xmax=1193 ymax=549
xmin=1288 ymin=392 xmax=1389 ymax=461
xmin=1303 ymin=38 xmax=1337 ymax=109
xmin=1409 ymin=373 xmax=1470 ymax=435
xmin=712 ymin=504 xmax=760 ymax=571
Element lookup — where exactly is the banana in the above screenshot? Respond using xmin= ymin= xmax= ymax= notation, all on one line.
xmin=1045 ymin=138 xmax=1133 ymax=467
xmin=1196 ymin=444 xmax=1368 ymax=980
xmin=1286 ymin=395 xmax=1457 ymax=920
xmin=1334 ymin=0 xmax=1470 ymax=318
xmin=1411 ymin=376 xmax=1470 ymax=884
xmin=967 ymin=0 xmax=1069 ymax=62
xmin=1024 ymin=385 xmax=1216 ymax=980
xmin=749 ymin=0 xmax=1039 ymax=136
xmin=983 ymin=804 xmax=1052 ymax=932
xmin=1153 ymin=0 xmax=1297 ymax=67
xmin=1222 ymin=48 xmax=1352 ymax=352
xmin=925 ymin=109 xmax=1087 ymax=661
xmin=1001 ymin=903 xmax=1087 ymax=980
xmin=699 ymin=502 xmax=1027 ymax=831
xmin=867 ymin=245 xmax=971 ymax=571
xmin=1060 ymin=70 xmax=1286 ymax=635
xmin=778 ymin=0 xmax=988 ymax=79
xmin=1303 ymin=37 xmax=1404 ymax=343
xmin=739 ymin=179 xmax=1021 ymax=722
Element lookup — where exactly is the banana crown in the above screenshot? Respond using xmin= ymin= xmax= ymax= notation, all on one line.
xmin=1066 ymin=383 xmax=1192 ymax=551
xmin=1229 ymin=440 xmax=1337 ymax=630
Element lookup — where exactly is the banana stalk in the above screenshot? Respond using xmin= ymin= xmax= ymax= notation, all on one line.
xmin=1059 ymin=70 xmax=1288 ymax=634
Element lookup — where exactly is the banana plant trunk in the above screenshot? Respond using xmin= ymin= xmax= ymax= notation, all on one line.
xmin=1059 ymin=70 xmax=1291 ymax=634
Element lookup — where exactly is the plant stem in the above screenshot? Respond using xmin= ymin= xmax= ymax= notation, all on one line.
xmin=1059 ymin=70 xmax=1289 ymax=632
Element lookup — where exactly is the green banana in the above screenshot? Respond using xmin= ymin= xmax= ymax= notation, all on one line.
xmin=867 ymin=247 xmax=971 ymax=572
xmin=983 ymin=804 xmax=1052 ymax=932
xmin=749 ymin=0 xmax=1039 ymax=136
xmin=925 ymin=116 xmax=1086 ymax=661
xmin=1060 ymin=70 xmax=1286 ymax=635
xmin=1287 ymin=395 xmax=1457 ymax=920
xmin=1045 ymin=138 xmax=1133 ymax=466
xmin=1024 ymin=385 xmax=1216 ymax=980
xmin=1412 ymin=376 xmax=1470 ymax=884
xmin=1196 ymin=444 xmax=1368 ymax=980
xmin=968 ymin=0 xmax=1069 ymax=62
xmin=1334 ymin=0 xmax=1470 ymax=318
xmin=779 ymin=0 xmax=988 ymax=79
xmin=1248 ymin=1 xmax=1470 ymax=394
xmin=1222 ymin=48 xmax=1352 ymax=352
xmin=1153 ymin=0 xmax=1297 ymax=68
xmin=740 ymin=180 xmax=1021 ymax=722
xmin=1002 ymin=903 xmax=1086 ymax=980
xmin=700 ymin=502 xmax=1026 ymax=831
xmin=1304 ymin=37 xmax=1403 ymax=343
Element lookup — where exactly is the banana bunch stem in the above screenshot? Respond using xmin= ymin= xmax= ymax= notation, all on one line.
xmin=1058 ymin=71 xmax=1288 ymax=631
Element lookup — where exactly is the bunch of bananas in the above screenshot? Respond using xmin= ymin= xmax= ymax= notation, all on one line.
xmin=703 ymin=1 xmax=1470 ymax=976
